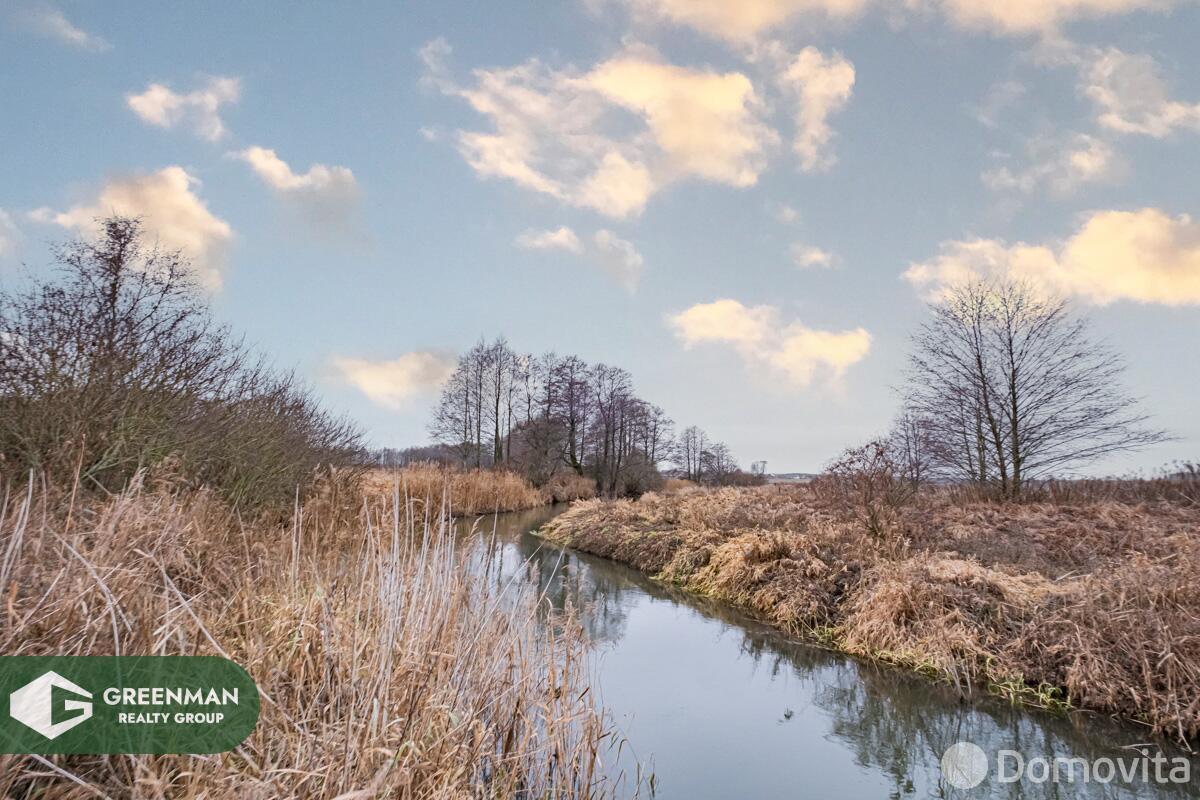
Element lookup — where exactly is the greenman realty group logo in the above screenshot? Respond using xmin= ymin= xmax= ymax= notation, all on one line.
xmin=1 ymin=656 xmax=258 ymax=754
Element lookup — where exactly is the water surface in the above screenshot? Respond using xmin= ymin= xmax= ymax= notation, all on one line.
xmin=462 ymin=506 xmax=1198 ymax=799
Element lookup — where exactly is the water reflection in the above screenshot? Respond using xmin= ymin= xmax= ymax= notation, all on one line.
xmin=458 ymin=508 xmax=1198 ymax=799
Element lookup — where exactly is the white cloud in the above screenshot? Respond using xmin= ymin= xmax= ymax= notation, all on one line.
xmin=333 ymin=352 xmax=456 ymax=410
xmin=515 ymin=226 xmax=583 ymax=253
xmin=904 ymin=207 xmax=1200 ymax=306
xmin=773 ymin=203 xmax=800 ymax=223
xmin=790 ymin=242 xmax=835 ymax=269
xmin=45 ymin=167 xmax=233 ymax=290
xmin=619 ymin=0 xmax=869 ymax=42
xmin=617 ymin=0 xmax=1182 ymax=39
xmin=981 ymin=132 xmax=1119 ymax=196
xmin=970 ymin=80 xmax=1026 ymax=128
xmin=22 ymin=4 xmax=109 ymax=51
xmin=591 ymin=229 xmax=645 ymax=291
xmin=233 ymin=146 xmax=360 ymax=231
xmin=421 ymin=39 xmax=776 ymax=217
xmin=1080 ymin=47 xmax=1200 ymax=137
xmin=0 ymin=210 xmax=19 ymax=258
xmin=776 ymin=47 xmax=855 ymax=172
xmin=127 ymin=77 xmax=241 ymax=141
xmin=515 ymin=226 xmax=645 ymax=290
xmin=585 ymin=55 xmax=777 ymax=187
xmin=933 ymin=0 xmax=1180 ymax=34
xmin=668 ymin=298 xmax=871 ymax=386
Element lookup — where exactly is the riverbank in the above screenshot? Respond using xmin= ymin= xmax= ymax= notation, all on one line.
xmin=540 ymin=485 xmax=1200 ymax=743
xmin=1 ymin=478 xmax=626 ymax=798
xmin=363 ymin=463 xmax=596 ymax=516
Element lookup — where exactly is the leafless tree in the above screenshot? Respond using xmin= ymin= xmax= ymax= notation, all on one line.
xmin=905 ymin=279 xmax=1167 ymax=497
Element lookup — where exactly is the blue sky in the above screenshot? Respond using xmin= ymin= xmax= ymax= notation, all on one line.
xmin=1 ymin=0 xmax=1198 ymax=473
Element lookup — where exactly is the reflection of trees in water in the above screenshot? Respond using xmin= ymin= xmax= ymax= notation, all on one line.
xmin=718 ymin=619 xmax=1199 ymax=799
xmin=464 ymin=510 xmax=1199 ymax=799
xmin=458 ymin=508 xmax=637 ymax=646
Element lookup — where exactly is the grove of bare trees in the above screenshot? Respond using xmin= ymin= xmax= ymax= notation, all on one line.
xmin=428 ymin=339 xmax=754 ymax=495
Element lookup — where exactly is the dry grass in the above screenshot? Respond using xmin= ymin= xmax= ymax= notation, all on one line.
xmin=363 ymin=464 xmax=596 ymax=516
xmin=0 ymin=475 xmax=635 ymax=798
xmin=540 ymin=472 xmax=598 ymax=504
xmin=541 ymin=484 xmax=1200 ymax=742
xmin=364 ymin=463 xmax=544 ymax=516
xmin=659 ymin=478 xmax=696 ymax=493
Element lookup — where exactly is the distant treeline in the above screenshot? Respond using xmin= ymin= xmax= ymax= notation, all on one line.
xmin=382 ymin=338 xmax=761 ymax=496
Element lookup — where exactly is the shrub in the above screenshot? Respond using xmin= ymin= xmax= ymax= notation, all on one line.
xmin=0 ymin=216 xmax=360 ymax=512
xmin=811 ymin=440 xmax=915 ymax=537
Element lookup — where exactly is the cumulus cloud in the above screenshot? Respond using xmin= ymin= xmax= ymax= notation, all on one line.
xmin=1080 ymin=47 xmax=1200 ymax=137
xmin=127 ymin=77 xmax=240 ymax=141
xmin=982 ymin=132 xmax=1119 ymax=196
xmin=45 ymin=167 xmax=233 ymax=290
xmin=0 ymin=210 xmax=19 ymax=259
xmin=773 ymin=203 xmax=800 ymax=223
xmin=790 ymin=242 xmax=835 ymax=268
xmin=776 ymin=47 xmax=855 ymax=172
xmin=904 ymin=208 xmax=1200 ymax=306
xmin=970 ymin=80 xmax=1026 ymax=128
xmin=932 ymin=0 xmax=1179 ymax=35
xmin=618 ymin=0 xmax=1177 ymax=39
xmin=333 ymin=352 xmax=456 ymax=410
xmin=420 ymin=39 xmax=776 ymax=218
xmin=233 ymin=146 xmax=360 ymax=231
xmin=668 ymin=298 xmax=871 ymax=386
xmin=515 ymin=226 xmax=645 ymax=290
xmin=21 ymin=4 xmax=109 ymax=51
xmin=591 ymin=229 xmax=645 ymax=291
xmin=515 ymin=226 xmax=583 ymax=253
xmin=619 ymin=0 xmax=869 ymax=42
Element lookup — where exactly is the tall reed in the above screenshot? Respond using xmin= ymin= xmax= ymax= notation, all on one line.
xmin=0 ymin=475 xmax=634 ymax=798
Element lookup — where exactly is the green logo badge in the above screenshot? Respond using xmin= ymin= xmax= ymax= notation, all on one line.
xmin=1 ymin=656 xmax=259 ymax=754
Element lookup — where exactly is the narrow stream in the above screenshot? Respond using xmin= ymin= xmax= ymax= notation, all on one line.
xmin=462 ymin=506 xmax=1199 ymax=799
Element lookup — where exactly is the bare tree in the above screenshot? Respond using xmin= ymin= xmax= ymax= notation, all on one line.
xmin=887 ymin=411 xmax=933 ymax=490
xmin=905 ymin=279 xmax=1167 ymax=497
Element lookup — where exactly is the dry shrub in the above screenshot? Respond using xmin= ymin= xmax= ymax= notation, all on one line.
xmin=810 ymin=440 xmax=915 ymax=537
xmin=540 ymin=482 xmax=1200 ymax=742
xmin=0 ymin=477 xmax=632 ymax=798
xmin=660 ymin=478 xmax=697 ymax=493
xmin=0 ymin=217 xmax=361 ymax=514
xmin=364 ymin=463 xmax=544 ymax=516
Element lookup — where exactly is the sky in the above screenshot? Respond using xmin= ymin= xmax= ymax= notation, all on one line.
xmin=1 ymin=0 xmax=1198 ymax=474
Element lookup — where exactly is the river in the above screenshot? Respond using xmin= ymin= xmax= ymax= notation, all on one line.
xmin=461 ymin=505 xmax=1199 ymax=799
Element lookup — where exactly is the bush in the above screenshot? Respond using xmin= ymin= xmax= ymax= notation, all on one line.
xmin=812 ymin=440 xmax=915 ymax=537
xmin=0 ymin=216 xmax=360 ymax=512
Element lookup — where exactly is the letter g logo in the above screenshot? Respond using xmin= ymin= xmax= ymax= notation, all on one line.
xmin=9 ymin=671 xmax=94 ymax=740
